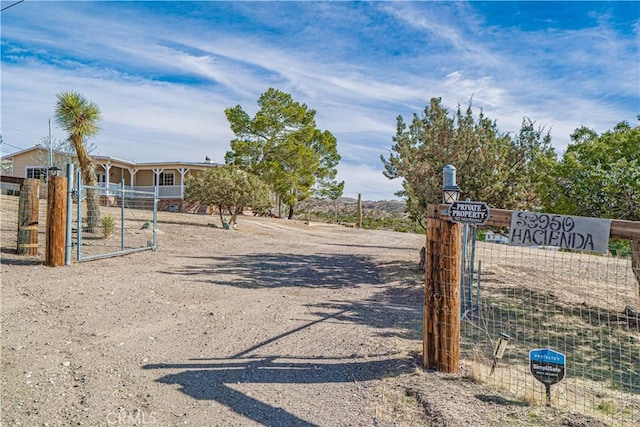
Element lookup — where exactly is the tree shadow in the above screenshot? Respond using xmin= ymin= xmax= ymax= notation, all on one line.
xmin=143 ymin=310 xmax=417 ymax=426
xmin=307 ymin=259 xmax=424 ymax=340
xmin=305 ymin=259 xmax=424 ymax=340
xmin=144 ymin=356 xmax=413 ymax=427
xmin=150 ymin=254 xmax=425 ymax=425
xmin=158 ymin=253 xmax=384 ymax=289
xmin=158 ymin=255 xmax=425 ymax=341
xmin=310 ymin=299 xmax=423 ymax=341
xmin=322 ymin=242 xmax=421 ymax=251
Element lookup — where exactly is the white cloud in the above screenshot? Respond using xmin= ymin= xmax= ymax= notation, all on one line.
xmin=337 ymin=163 xmax=403 ymax=201
xmin=1 ymin=63 xmax=236 ymax=162
xmin=2 ymin=1 xmax=637 ymax=200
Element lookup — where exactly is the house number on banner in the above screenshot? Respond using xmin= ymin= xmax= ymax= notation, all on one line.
xmin=509 ymin=211 xmax=611 ymax=253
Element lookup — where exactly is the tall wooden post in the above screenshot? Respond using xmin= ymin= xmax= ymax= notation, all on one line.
xmin=423 ymin=205 xmax=462 ymax=372
xmin=357 ymin=193 xmax=362 ymax=228
xmin=17 ymin=178 xmax=40 ymax=255
xmin=45 ymin=176 xmax=68 ymax=267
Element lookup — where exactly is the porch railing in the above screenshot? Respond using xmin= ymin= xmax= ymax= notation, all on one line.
xmin=98 ymin=183 xmax=182 ymax=199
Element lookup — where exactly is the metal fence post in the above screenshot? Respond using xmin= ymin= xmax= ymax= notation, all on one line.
xmin=121 ymin=179 xmax=125 ymax=252
xmin=153 ymin=186 xmax=158 ymax=249
xmin=468 ymin=225 xmax=477 ymax=312
xmin=65 ymin=163 xmax=74 ymax=265
xmin=461 ymin=223 xmax=468 ymax=314
xmin=76 ymin=170 xmax=82 ymax=262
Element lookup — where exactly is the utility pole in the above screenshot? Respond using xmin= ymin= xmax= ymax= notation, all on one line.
xmin=45 ymin=172 xmax=68 ymax=267
xmin=48 ymin=119 xmax=53 ymax=168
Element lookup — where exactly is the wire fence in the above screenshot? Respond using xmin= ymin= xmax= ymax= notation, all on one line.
xmin=458 ymin=224 xmax=640 ymax=426
xmin=0 ymin=175 xmax=157 ymax=263
xmin=76 ymin=181 xmax=157 ymax=262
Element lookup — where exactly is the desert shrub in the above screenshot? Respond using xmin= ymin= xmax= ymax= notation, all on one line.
xmin=609 ymin=239 xmax=631 ymax=258
xmin=101 ymin=214 xmax=115 ymax=238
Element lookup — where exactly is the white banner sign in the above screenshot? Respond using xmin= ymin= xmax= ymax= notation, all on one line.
xmin=509 ymin=211 xmax=611 ymax=253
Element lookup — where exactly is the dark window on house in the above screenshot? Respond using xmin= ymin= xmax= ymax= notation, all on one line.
xmin=155 ymin=172 xmax=174 ymax=186
xmin=26 ymin=167 xmax=48 ymax=181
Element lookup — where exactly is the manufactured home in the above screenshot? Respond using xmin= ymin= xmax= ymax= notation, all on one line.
xmin=1 ymin=146 xmax=219 ymax=212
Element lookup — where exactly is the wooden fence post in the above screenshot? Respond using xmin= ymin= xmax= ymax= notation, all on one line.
xmin=357 ymin=193 xmax=362 ymax=228
xmin=45 ymin=176 xmax=68 ymax=267
xmin=423 ymin=205 xmax=462 ymax=372
xmin=17 ymin=178 xmax=40 ymax=256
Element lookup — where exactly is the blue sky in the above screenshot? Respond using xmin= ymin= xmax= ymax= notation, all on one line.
xmin=1 ymin=1 xmax=638 ymax=200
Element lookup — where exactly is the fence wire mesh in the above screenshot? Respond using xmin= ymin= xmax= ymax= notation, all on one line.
xmin=459 ymin=225 xmax=639 ymax=426
xmin=1 ymin=178 xmax=158 ymax=263
xmin=76 ymin=183 xmax=157 ymax=262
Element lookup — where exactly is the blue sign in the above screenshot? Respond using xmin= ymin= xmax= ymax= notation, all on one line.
xmin=529 ymin=348 xmax=566 ymax=386
xmin=530 ymin=348 xmax=565 ymax=365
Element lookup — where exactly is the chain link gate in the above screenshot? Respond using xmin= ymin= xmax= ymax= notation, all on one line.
xmin=73 ymin=170 xmax=157 ymax=262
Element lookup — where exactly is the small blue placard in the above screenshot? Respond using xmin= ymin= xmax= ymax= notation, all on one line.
xmin=529 ymin=348 xmax=565 ymax=365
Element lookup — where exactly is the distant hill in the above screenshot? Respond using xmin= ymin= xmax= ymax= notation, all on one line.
xmin=296 ymin=197 xmax=407 ymax=220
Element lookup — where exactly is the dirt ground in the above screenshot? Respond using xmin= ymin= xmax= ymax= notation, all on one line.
xmin=1 ymin=196 xmax=608 ymax=426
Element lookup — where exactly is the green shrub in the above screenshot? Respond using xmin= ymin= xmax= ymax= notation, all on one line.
xmin=609 ymin=239 xmax=631 ymax=257
xmin=101 ymin=214 xmax=115 ymax=238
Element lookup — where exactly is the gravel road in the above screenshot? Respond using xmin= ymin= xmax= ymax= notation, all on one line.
xmin=1 ymin=202 xmax=608 ymax=426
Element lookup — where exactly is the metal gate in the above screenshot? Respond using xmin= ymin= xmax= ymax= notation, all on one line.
xmin=74 ymin=170 xmax=157 ymax=262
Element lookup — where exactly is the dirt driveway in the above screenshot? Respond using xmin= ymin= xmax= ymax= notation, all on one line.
xmin=1 ymin=204 xmax=606 ymax=426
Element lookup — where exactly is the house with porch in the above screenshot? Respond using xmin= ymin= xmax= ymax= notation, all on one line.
xmin=1 ymin=146 xmax=220 ymax=212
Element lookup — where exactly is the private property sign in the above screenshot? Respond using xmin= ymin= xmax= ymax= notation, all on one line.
xmin=509 ymin=211 xmax=611 ymax=253
xmin=448 ymin=201 xmax=490 ymax=225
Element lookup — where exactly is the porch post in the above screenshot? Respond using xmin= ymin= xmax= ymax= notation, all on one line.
xmin=100 ymin=161 xmax=111 ymax=195
xmin=152 ymin=168 xmax=164 ymax=198
xmin=177 ymin=168 xmax=190 ymax=199
xmin=128 ymin=168 xmax=138 ymax=187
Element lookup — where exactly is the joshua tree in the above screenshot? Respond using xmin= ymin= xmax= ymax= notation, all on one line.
xmin=54 ymin=91 xmax=102 ymax=232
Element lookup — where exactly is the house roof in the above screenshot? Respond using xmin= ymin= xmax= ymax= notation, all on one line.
xmin=2 ymin=145 xmax=221 ymax=169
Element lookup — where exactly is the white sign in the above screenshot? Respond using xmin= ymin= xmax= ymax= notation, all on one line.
xmin=509 ymin=211 xmax=611 ymax=253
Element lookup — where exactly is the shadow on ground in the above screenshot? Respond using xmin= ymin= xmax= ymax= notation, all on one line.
xmin=144 ymin=356 xmax=414 ymax=426
xmin=158 ymin=254 xmax=425 ymax=340
xmin=144 ymin=309 xmax=417 ymax=426
xmin=149 ymin=255 xmax=424 ymax=426
xmin=159 ymin=253 xmax=384 ymax=289
xmin=0 ymin=247 xmax=42 ymax=266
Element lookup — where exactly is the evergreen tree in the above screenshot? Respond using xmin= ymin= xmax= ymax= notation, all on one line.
xmin=381 ymin=97 xmax=555 ymax=226
xmin=225 ymin=88 xmax=343 ymax=219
